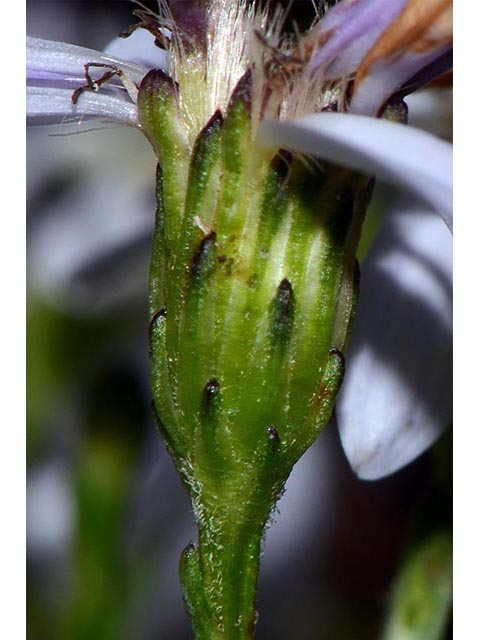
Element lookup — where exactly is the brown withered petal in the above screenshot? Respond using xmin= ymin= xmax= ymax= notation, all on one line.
xmin=354 ymin=0 xmax=452 ymax=89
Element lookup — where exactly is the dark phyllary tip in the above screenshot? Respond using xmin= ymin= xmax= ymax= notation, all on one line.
xmin=184 ymin=541 xmax=196 ymax=554
xmin=329 ymin=347 xmax=346 ymax=370
xmin=149 ymin=305 xmax=167 ymax=336
xmin=139 ymin=68 xmax=177 ymax=97
xmin=227 ymin=69 xmax=253 ymax=115
xmin=150 ymin=305 xmax=167 ymax=324
xmin=148 ymin=307 xmax=167 ymax=357
xmin=191 ymin=110 xmax=224 ymax=165
xmin=200 ymin=109 xmax=224 ymax=139
xmin=267 ymin=425 xmax=280 ymax=443
xmin=267 ymin=425 xmax=280 ymax=453
xmin=277 ymin=278 xmax=294 ymax=314
xmin=329 ymin=347 xmax=346 ymax=388
xmin=191 ymin=231 xmax=217 ymax=279
xmin=270 ymin=278 xmax=295 ymax=346
xmin=270 ymin=149 xmax=293 ymax=180
xmin=204 ymin=377 xmax=220 ymax=397
xmin=202 ymin=378 xmax=220 ymax=417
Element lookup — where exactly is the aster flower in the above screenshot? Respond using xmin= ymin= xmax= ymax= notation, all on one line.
xmin=27 ymin=0 xmax=452 ymax=481
xmin=27 ymin=0 xmax=452 ymax=635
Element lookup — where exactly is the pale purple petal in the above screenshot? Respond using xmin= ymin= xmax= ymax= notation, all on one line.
xmin=26 ymin=37 xmax=146 ymax=124
xmin=307 ymin=0 xmax=407 ymax=79
xmin=27 ymin=86 xmax=139 ymax=125
xmin=27 ymin=36 xmax=148 ymax=87
xmin=350 ymin=45 xmax=452 ymax=116
xmin=399 ymin=48 xmax=452 ymax=97
xmin=104 ymin=30 xmax=169 ymax=71
xmin=258 ymin=113 xmax=452 ymax=231
xmin=336 ymin=197 xmax=452 ymax=480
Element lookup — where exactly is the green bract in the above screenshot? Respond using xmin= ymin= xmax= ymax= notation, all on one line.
xmin=139 ymin=67 xmax=372 ymax=638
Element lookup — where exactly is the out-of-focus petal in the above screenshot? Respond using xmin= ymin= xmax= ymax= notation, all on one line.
xmin=258 ymin=112 xmax=452 ymax=230
xmin=105 ymin=30 xmax=169 ymax=71
xmin=336 ymin=197 xmax=452 ymax=480
xmin=27 ymin=86 xmax=139 ymax=125
xmin=27 ymin=36 xmax=148 ymax=87
xmin=27 ymin=125 xmax=156 ymax=315
xmin=405 ymin=88 xmax=452 ymax=140
xmin=26 ymin=461 xmax=74 ymax=556
xmin=305 ymin=0 xmax=407 ymax=79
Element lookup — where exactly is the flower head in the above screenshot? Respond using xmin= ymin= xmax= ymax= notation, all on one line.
xmin=27 ymin=0 xmax=452 ymax=482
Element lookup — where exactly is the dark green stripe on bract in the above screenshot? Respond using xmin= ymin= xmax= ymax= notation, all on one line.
xmin=149 ymin=306 xmax=188 ymax=460
xmin=148 ymin=164 xmax=166 ymax=319
xmin=199 ymin=378 xmax=225 ymax=480
xmin=256 ymin=151 xmax=291 ymax=253
xmin=173 ymin=110 xmax=223 ymax=296
xmin=167 ymin=110 xmax=223 ymax=420
xmin=218 ymin=70 xmax=253 ymax=224
xmin=138 ymin=68 xmax=190 ymax=242
xmin=186 ymin=110 xmax=223 ymax=222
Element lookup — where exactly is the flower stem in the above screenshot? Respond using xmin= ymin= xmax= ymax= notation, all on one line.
xmin=180 ymin=480 xmax=277 ymax=638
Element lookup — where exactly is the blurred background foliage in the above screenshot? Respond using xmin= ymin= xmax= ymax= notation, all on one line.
xmin=27 ymin=2 xmax=452 ymax=638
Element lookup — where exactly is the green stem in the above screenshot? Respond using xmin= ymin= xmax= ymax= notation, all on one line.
xmin=180 ymin=474 xmax=280 ymax=639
